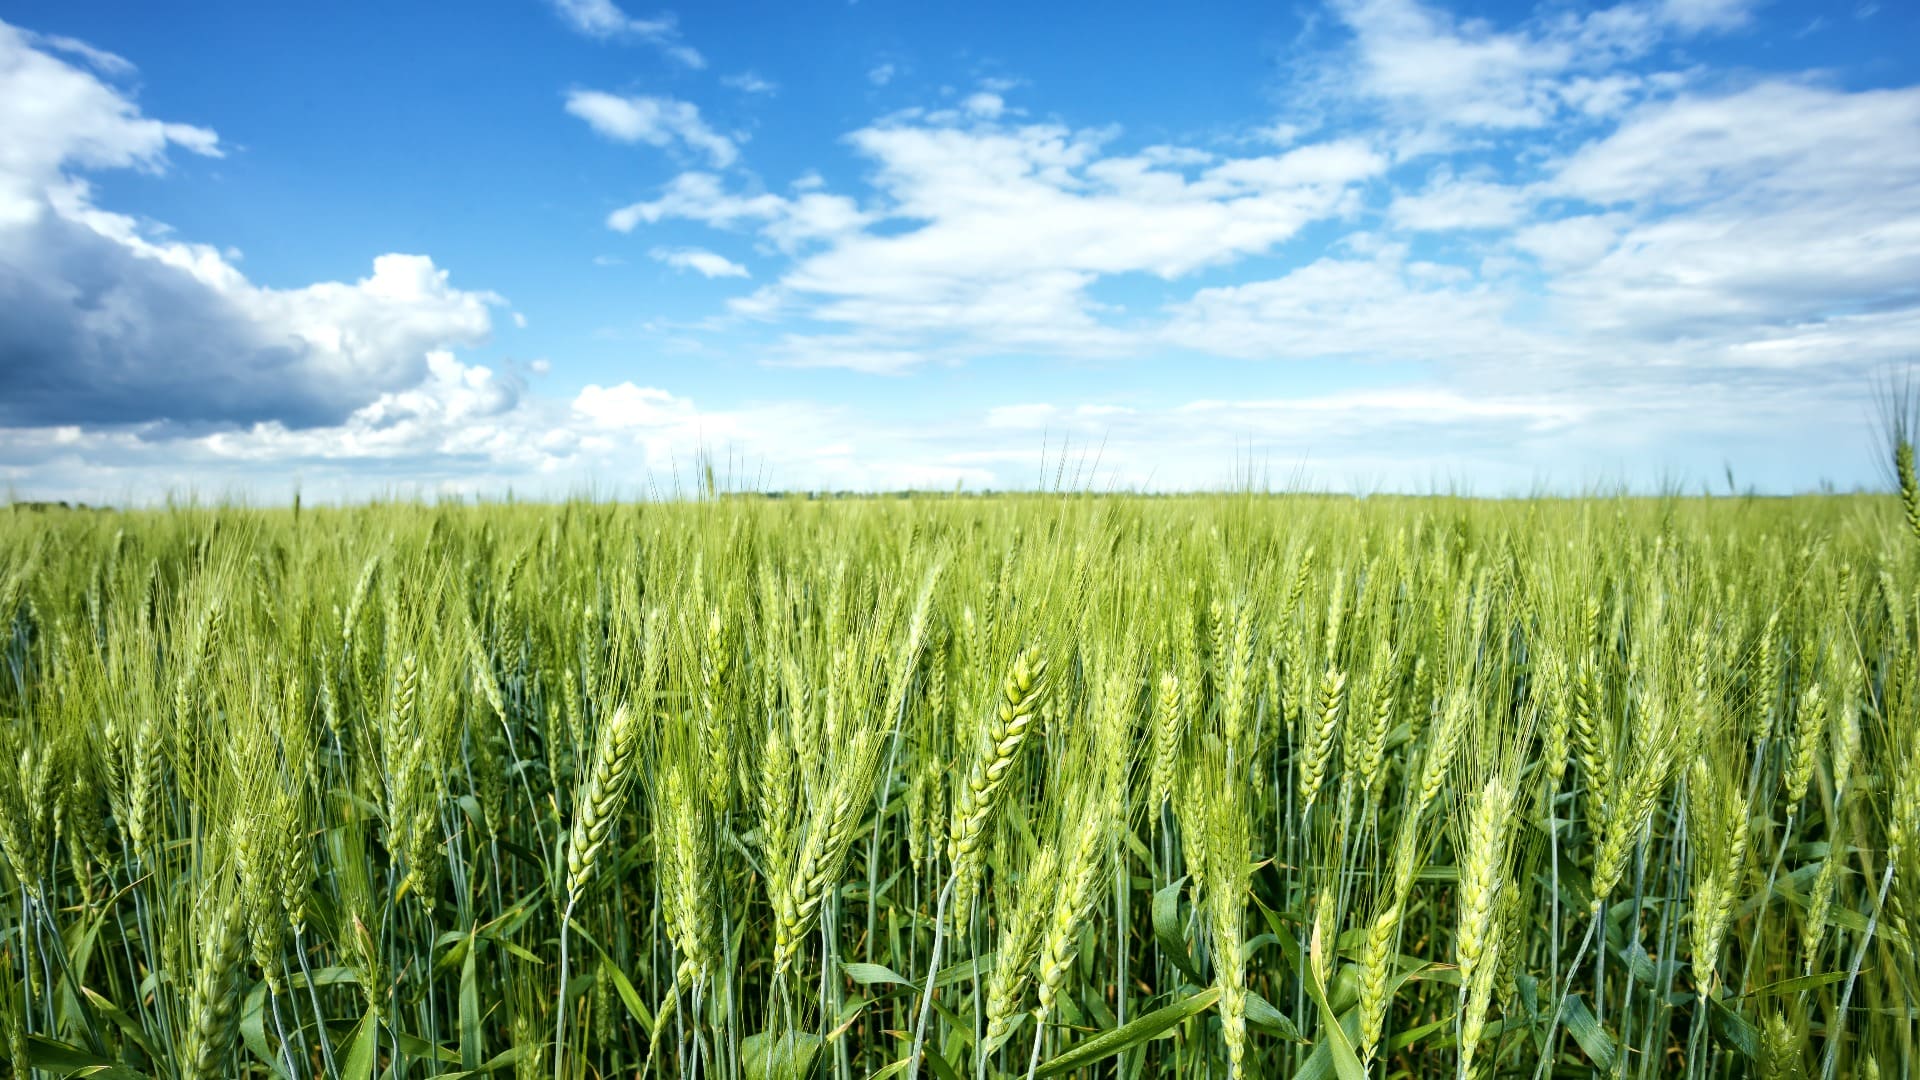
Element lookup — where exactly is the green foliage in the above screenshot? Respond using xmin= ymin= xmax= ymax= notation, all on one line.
xmin=0 ymin=491 xmax=1914 ymax=1078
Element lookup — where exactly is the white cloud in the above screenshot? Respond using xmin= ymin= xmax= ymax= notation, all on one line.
xmin=606 ymin=172 xmax=874 ymax=249
xmin=572 ymin=382 xmax=697 ymax=428
xmin=868 ymin=63 xmax=896 ymax=87
xmin=1659 ymin=0 xmax=1754 ymax=32
xmin=547 ymin=0 xmax=705 ymax=67
xmin=608 ymin=172 xmax=781 ymax=230
xmin=985 ymin=403 xmax=1059 ymax=428
xmin=26 ymin=31 xmax=134 ymax=77
xmin=650 ymin=246 xmax=749 ymax=278
xmin=1320 ymin=0 xmax=1749 ymax=134
xmin=0 ymin=21 xmax=219 ymax=227
xmin=962 ymin=92 xmax=1005 ymax=118
xmin=1539 ymin=83 xmax=1920 ymax=341
xmin=985 ymin=402 xmax=1136 ymax=430
xmin=1176 ymin=387 xmax=1585 ymax=433
xmin=1388 ymin=172 xmax=1527 ymax=230
xmin=0 ymin=23 xmax=504 ymax=428
xmin=565 ymin=91 xmax=738 ymax=167
xmin=1550 ymin=82 xmax=1920 ymax=209
xmin=1162 ymin=255 xmax=1530 ymax=363
xmin=628 ymin=114 xmax=1387 ymax=370
xmin=1512 ymin=213 xmax=1628 ymax=270
xmin=1330 ymin=0 xmax=1578 ymax=129
xmin=722 ymin=71 xmax=777 ymax=95
xmin=938 ymin=377 xmax=1878 ymax=495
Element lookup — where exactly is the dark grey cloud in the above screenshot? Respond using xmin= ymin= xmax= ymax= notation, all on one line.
xmin=0 ymin=212 xmax=347 ymax=427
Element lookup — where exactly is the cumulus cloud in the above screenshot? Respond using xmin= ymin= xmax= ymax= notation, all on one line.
xmin=0 ymin=20 xmax=503 ymax=428
xmin=546 ymin=0 xmax=705 ymax=67
xmin=565 ymin=91 xmax=738 ymax=167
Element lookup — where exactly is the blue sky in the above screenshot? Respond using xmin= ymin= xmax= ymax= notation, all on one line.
xmin=2 ymin=0 xmax=1917 ymax=500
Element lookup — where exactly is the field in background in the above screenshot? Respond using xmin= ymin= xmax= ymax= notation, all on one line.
xmin=0 ymin=492 xmax=1914 ymax=1079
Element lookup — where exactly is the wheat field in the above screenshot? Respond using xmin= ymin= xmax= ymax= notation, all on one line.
xmin=0 ymin=490 xmax=1915 ymax=1078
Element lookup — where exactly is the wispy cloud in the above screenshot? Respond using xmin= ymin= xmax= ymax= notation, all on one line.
xmin=722 ymin=71 xmax=777 ymax=95
xmin=623 ymin=119 xmax=1386 ymax=370
xmin=565 ymin=90 xmax=738 ymax=167
xmin=546 ymin=0 xmax=705 ymax=67
xmin=650 ymin=246 xmax=749 ymax=278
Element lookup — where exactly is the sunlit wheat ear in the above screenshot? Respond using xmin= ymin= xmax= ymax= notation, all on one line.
xmin=1322 ymin=566 xmax=1348 ymax=662
xmin=698 ymin=606 xmax=732 ymax=813
xmin=274 ymin=788 xmax=313 ymax=941
xmin=981 ymin=844 xmax=1058 ymax=1055
xmin=1151 ymin=669 xmax=1183 ymax=811
xmin=234 ymin=806 xmax=286 ymax=994
xmin=1899 ymin=438 xmax=1920 ymax=540
xmin=759 ymin=720 xmax=797 ymax=873
xmin=1182 ymin=743 xmax=1252 ymax=1080
xmin=1591 ymin=716 xmax=1675 ymax=909
xmin=1537 ymin=651 xmax=1571 ymax=787
xmin=1411 ymin=689 xmax=1468 ymax=827
xmin=1455 ymin=775 xmax=1510 ymax=989
xmin=180 ymin=892 xmax=246 ymax=1080
xmin=1355 ymin=903 xmax=1400 ymax=1065
xmin=1752 ymin=610 xmax=1780 ymax=741
xmin=1458 ymin=938 xmax=1501 ymax=1079
xmin=1685 ymin=757 xmax=1750 ymax=992
xmin=1353 ymin=652 xmax=1397 ymax=800
xmin=1213 ymin=597 xmax=1255 ymax=755
xmin=1298 ymin=666 xmax=1344 ymax=815
xmin=1036 ymin=788 xmax=1118 ymax=1025
xmin=947 ymin=643 xmax=1048 ymax=925
xmin=775 ymin=723 xmax=886 ymax=975
xmin=1570 ymin=656 xmax=1608 ymax=817
xmin=564 ymin=703 xmax=642 ymax=902
xmin=906 ymin=749 xmax=939 ymax=869
xmin=1455 ymin=774 xmax=1511 ymax=1078
xmin=1784 ymin=682 xmax=1827 ymax=806
xmin=657 ymin=761 xmax=715 ymax=976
